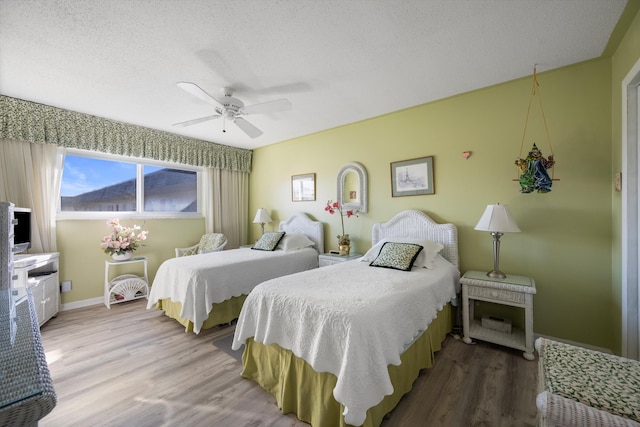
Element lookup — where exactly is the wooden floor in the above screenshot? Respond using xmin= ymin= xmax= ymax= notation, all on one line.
xmin=39 ymin=300 xmax=538 ymax=427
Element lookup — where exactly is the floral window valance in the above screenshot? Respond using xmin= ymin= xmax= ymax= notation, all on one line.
xmin=0 ymin=95 xmax=252 ymax=173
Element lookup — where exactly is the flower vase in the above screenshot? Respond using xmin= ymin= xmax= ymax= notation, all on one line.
xmin=338 ymin=235 xmax=350 ymax=255
xmin=111 ymin=251 xmax=133 ymax=262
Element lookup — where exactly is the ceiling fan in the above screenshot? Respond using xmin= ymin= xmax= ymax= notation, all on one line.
xmin=173 ymin=82 xmax=292 ymax=138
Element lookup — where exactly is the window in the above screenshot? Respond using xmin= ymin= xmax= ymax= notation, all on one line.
xmin=143 ymin=165 xmax=197 ymax=212
xmin=60 ymin=152 xmax=200 ymax=217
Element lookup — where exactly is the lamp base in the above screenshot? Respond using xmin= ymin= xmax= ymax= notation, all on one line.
xmin=487 ymin=270 xmax=506 ymax=279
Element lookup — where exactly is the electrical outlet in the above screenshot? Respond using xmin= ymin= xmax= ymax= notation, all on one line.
xmin=61 ymin=281 xmax=72 ymax=292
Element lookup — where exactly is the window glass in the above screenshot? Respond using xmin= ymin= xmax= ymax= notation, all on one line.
xmin=143 ymin=165 xmax=197 ymax=212
xmin=61 ymin=156 xmax=136 ymax=212
xmin=60 ymin=154 xmax=199 ymax=215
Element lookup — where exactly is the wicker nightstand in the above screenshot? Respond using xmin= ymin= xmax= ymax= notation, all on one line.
xmin=461 ymin=270 xmax=536 ymax=360
xmin=104 ymin=257 xmax=149 ymax=308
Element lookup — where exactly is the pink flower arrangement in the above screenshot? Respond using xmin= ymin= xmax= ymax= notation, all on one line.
xmin=100 ymin=218 xmax=148 ymax=255
xmin=325 ymin=200 xmax=358 ymax=243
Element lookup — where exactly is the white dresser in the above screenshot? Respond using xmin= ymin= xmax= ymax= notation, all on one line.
xmin=14 ymin=253 xmax=60 ymax=327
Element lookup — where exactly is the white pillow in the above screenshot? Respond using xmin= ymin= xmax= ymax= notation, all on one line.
xmin=361 ymin=237 xmax=444 ymax=269
xmin=277 ymin=233 xmax=315 ymax=252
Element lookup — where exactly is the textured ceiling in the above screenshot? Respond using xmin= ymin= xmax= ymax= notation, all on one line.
xmin=0 ymin=0 xmax=628 ymax=150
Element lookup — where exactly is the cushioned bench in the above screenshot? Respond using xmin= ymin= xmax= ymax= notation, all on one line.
xmin=536 ymin=337 xmax=640 ymax=427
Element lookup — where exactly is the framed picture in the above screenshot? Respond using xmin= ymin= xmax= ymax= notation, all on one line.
xmin=390 ymin=156 xmax=434 ymax=197
xmin=291 ymin=173 xmax=316 ymax=201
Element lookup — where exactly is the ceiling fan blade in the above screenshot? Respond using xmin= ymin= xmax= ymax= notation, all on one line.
xmin=176 ymin=82 xmax=224 ymax=109
xmin=241 ymin=98 xmax=291 ymax=115
xmin=172 ymin=114 xmax=220 ymax=127
xmin=234 ymin=117 xmax=263 ymax=138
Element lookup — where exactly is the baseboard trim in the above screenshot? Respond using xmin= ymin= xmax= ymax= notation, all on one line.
xmin=60 ymin=297 xmax=103 ymax=311
xmin=535 ymin=333 xmax=613 ymax=354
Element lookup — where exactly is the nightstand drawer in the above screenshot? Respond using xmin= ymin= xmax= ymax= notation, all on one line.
xmin=318 ymin=253 xmax=362 ymax=267
xmin=466 ymin=284 xmax=525 ymax=305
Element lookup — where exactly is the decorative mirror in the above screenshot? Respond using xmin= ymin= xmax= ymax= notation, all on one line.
xmin=336 ymin=162 xmax=368 ymax=213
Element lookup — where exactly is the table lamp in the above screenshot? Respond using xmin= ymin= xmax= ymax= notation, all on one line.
xmin=474 ymin=203 xmax=521 ymax=279
xmin=253 ymin=208 xmax=272 ymax=235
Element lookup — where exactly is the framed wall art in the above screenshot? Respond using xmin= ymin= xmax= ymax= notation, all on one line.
xmin=291 ymin=173 xmax=316 ymax=201
xmin=390 ymin=156 xmax=434 ymax=197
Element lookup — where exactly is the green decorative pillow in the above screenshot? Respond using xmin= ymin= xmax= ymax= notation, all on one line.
xmin=369 ymin=242 xmax=424 ymax=271
xmin=252 ymin=231 xmax=286 ymax=251
xmin=198 ymin=233 xmax=227 ymax=253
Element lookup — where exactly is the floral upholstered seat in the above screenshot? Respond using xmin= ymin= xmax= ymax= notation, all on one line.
xmin=536 ymin=337 xmax=640 ymax=427
xmin=175 ymin=233 xmax=227 ymax=257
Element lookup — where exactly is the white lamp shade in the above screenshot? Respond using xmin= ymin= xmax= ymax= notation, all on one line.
xmin=474 ymin=204 xmax=521 ymax=233
xmin=253 ymin=208 xmax=272 ymax=224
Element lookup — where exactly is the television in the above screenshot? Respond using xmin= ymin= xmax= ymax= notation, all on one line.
xmin=13 ymin=207 xmax=31 ymax=254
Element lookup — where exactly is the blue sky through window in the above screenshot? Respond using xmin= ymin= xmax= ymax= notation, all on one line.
xmin=62 ymin=156 xmax=165 ymax=197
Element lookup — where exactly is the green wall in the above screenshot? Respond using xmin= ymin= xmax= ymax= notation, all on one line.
xmin=250 ymin=60 xmax=614 ymax=349
xmin=56 ymin=218 xmax=204 ymax=304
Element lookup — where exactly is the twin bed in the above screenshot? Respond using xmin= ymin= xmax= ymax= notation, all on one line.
xmin=147 ymin=212 xmax=324 ymax=333
xmin=148 ymin=209 xmax=460 ymax=426
xmin=232 ymin=210 xmax=460 ymax=427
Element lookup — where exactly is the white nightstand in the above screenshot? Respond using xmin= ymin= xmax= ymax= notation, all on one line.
xmin=318 ymin=252 xmax=362 ymax=267
xmin=461 ymin=270 xmax=536 ymax=360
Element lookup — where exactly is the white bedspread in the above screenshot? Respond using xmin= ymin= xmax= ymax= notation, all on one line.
xmin=147 ymin=247 xmax=318 ymax=333
xmin=232 ymin=254 xmax=460 ymax=426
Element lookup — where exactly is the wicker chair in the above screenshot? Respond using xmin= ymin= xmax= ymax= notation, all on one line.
xmin=175 ymin=233 xmax=228 ymax=257
xmin=536 ymin=337 xmax=640 ymax=426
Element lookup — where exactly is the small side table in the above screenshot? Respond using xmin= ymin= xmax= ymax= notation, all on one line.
xmin=104 ymin=257 xmax=149 ymax=308
xmin=461 ymin=270 xmax=536 ymax=360
xmin=318 ymin=252 xmax=362 ymax=267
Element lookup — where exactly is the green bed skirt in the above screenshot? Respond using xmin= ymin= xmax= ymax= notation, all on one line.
xmin=240 ymin=303 xmax=453 ymax=427
xmin=156 ymin=295 xmax=247 ymax=332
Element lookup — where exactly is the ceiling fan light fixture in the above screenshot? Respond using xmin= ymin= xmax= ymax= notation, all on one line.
xmin=174 ymin=82 xmax=290 ymax=139
xmin=221 ymin=96 xmax=243 ymax=113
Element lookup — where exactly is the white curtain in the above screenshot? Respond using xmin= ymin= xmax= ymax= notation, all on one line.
xmin=0 ymin=139 xmax=64 ymax=253
xmin=203 ymin=167 xmax=249 ymax=249
xmin=0 ymin=138 xmax=32 ymax=208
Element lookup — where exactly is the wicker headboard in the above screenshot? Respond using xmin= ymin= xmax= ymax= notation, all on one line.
xmin=371 ymin=210 xmax=459 ymax=269
xmin=279 ymin=212 xmax=324 ymax=253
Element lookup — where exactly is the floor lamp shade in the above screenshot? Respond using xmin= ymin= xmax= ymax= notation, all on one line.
xmin=474 ymin=204 xmax=520 ymax=278
xmin=253 ymin=208 xmax=272 ymax=235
